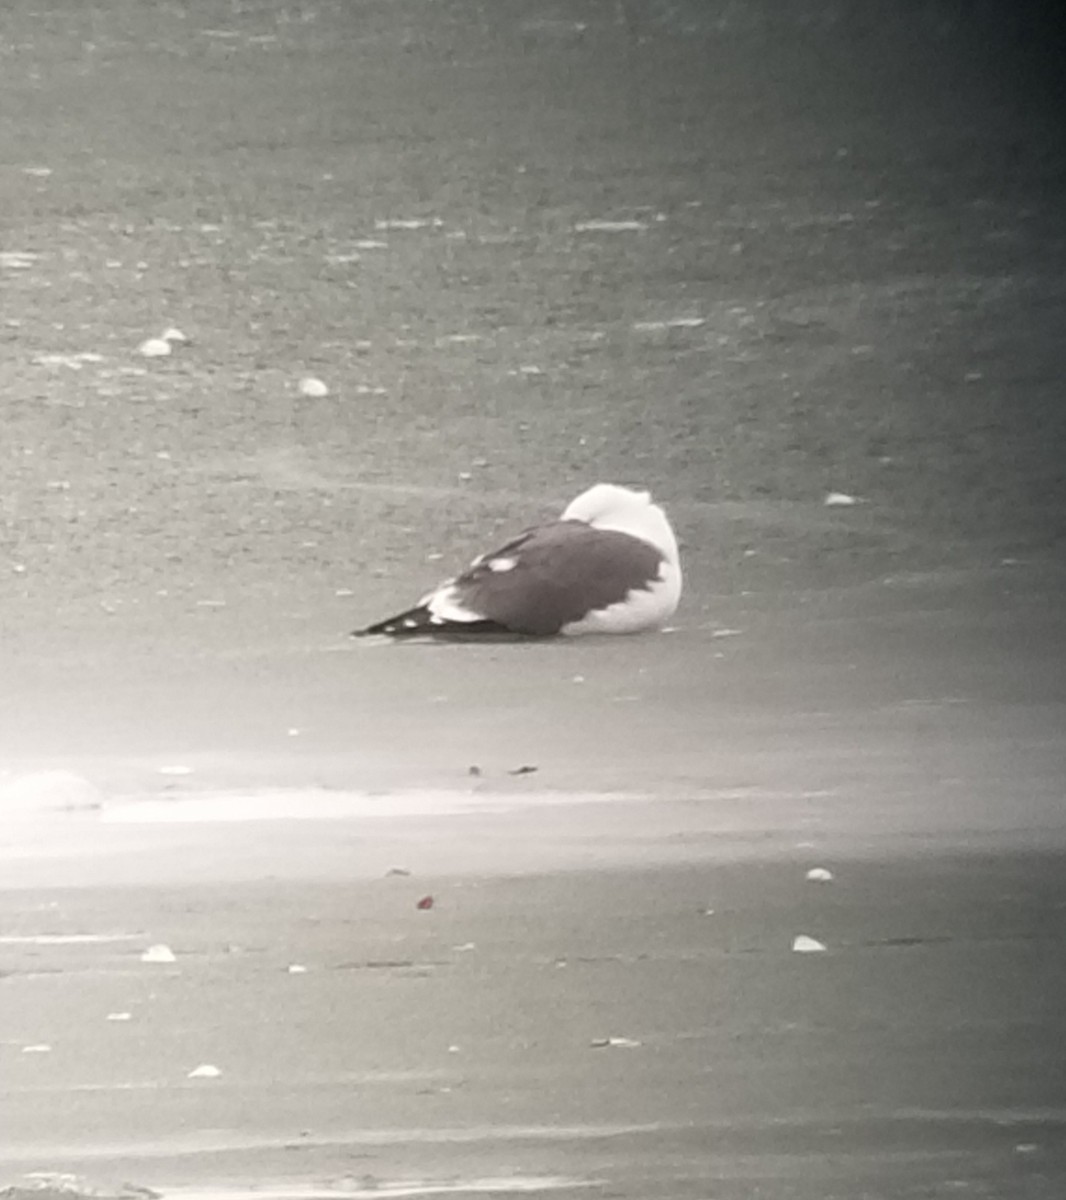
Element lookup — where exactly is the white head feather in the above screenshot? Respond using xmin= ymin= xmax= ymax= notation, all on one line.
xmin=562 ymin=483 xmax=680 ymax=566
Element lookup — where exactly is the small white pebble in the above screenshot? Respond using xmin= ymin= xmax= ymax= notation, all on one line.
xmin=141 ymin=943 xmax=176 ymax=964
xmin=297 ymin=376 xmax=329 ymax=398
xmin=805 ymin=868 xmax=834 ymax=882
xmin=591 ymin=1036 xmax=642 ymax=1048
xmin=106 ymin=1012 xmax=133 ymax=1021
xmin=138 ymin=337 xmax=172 ymax=358
xmin=572 ymin=675 xmax=585 ymax=684
xmin=187 ymin=1063 xmax=221 ymax=1079
xmin=792 ymin=935 xmax=827 ymax=953
xmin=573 ymin=219 xmax=647 ymax=233
xmin=157 ymin=765 xmax=192 ymax=776
xmin=448 ymin=1044 xmax=461 ymax=1053
xmin=824 ymin=492 xmax=858 ymax=507
xmin=287 ymin=964 xmax=308 ymax=974
xmin=22 ymin=1043 xmax=52 ymax=1053
xmin=287 ymin=727 xmax=301 ymax=737
xmin=453 ymin=942 xmax=477 ymax=952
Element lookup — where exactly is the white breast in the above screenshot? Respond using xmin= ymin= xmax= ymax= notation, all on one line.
xmin=561 ymin=558 xmax=681 ymax=636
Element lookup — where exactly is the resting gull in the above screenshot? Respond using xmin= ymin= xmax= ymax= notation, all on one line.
xmin=353 ymin=483 xmax=681 ymax=638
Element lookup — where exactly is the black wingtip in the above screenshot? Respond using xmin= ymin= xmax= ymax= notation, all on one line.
xmin=351 ymin=620 xmax=402 ymax=638
xmin=351 ymin=613 xmax=531 ymax=640
xmin=352 ymin=606 xmax=434 ymax=638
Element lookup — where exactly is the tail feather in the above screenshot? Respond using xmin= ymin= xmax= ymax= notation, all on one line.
xmin=353 ymin=606 xmax=512 ymax=638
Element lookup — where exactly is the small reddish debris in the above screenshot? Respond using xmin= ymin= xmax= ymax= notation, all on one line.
xmin=416 ymin=895 xmax=435 ymax=910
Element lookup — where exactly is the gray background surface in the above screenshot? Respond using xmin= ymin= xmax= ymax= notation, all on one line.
xmin=2 ymin=1 xmax=1065 ymax=1196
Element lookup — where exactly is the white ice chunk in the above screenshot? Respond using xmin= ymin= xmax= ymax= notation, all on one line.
xmin=141 ymin=943 xmax=176 ymax=963
xmin=792 ymin=935 xmax=828 ymax=953
xmin=0 ymin=770 xmax=101 ymax=814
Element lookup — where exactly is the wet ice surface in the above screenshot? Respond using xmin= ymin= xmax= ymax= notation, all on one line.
xmin=96 ymin=790 xmax=641 ymax=825
xmin=3 ymin=477 xmax=1065 ymax=1200
xmin=2 ymin=853 xmax=1065 ymax=1198
xmin=0 ymin=1174 xmax=611 ymax=1199
xmin=4 ymin=553 xmax=1064 ymax=888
